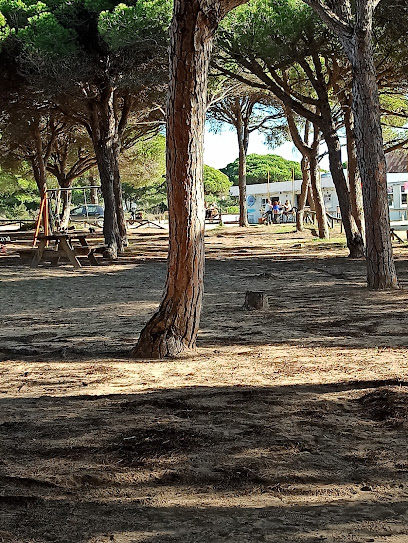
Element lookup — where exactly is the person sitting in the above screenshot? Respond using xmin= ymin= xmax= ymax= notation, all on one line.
xmin=206 ymin=202 xmax=218 ymax=219
xmin=264 ymin=199 xmax=273 ymax=224
xmin=272 ymin=200 xmax=281 ymax=223
xmin=282 ymin=200 xmax=292 ymax=222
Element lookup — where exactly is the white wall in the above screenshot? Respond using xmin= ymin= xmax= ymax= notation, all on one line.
xmin=231 ymin=172 xmax=408 ymax=223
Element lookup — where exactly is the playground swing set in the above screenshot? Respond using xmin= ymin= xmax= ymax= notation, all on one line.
xmin=33 ymin=185 xmax=164 ymax=249
xmin=22 ymin=186 xmax=106 ymax=268
xmin=32 ymin=185 xmax=102 ymax=247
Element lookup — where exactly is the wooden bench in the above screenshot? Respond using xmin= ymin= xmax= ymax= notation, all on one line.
xmin=28 ymin=234 xmax=103 ymax=268
xmin=390 ymin=221 xmax=408 ymax=243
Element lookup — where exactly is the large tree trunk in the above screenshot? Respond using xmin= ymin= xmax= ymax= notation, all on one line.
xmin=321 ymin=120 xmax=365 ymax=257
xmin=350 ymin=26 xmax=398 ymax=288
xmin=309 ymin=154 xmax=329 ymax=239
xmin=303 ymin=0 xmax=398 ymax=288
xmin=31 ymin=162 xmax=47 ymax=197
xmin=93 ymin=142 xmax=122 ymax=258
xmin=89 ymin=94 xmax=124 ymax=259
xmin=132 ymin=0 xmax=215 ymax=358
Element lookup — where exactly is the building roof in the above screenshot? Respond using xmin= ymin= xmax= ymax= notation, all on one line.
xmin=230 ymin=179 xmax=302 ymax=196
xmin=386 ymin=151 xmax=408 ymax=174
xmin=230 ymin=169 xmax=408 ymax=197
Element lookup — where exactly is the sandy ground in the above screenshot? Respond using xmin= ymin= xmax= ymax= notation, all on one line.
xmin=1 ymin=224 xmax=408 ymax=543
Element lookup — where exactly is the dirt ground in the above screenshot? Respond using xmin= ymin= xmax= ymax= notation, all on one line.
xmin=1 ymin=224 xmax=408 ymax=543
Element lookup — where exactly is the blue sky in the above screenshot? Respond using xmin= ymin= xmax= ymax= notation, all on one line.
xmin=204 ymin=124 xmax=334 ymax=173
xmin=203 ymin=125 xmax=300 ymax=170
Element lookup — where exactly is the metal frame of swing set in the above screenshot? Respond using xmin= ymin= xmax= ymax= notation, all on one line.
xmin=32 ymin=186 xmax=102 ymax=247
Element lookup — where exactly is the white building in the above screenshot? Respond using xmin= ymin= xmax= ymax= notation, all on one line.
xmin=230 ymin=169 xmax=408 ymax=224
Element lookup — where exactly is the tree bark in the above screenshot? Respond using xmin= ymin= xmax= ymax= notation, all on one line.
xmin=309 ymin=154 xmax=329 ymax=238
xmin=132 ymin=0 xmax=218 ymax=358
xmin=302 ymin=0 xmax=398 ymax=287
xmin=30 ymin=120 xmax=49 ymax=196
xmin=113 ymin=144 xmax=128 ymax=247
xmin=236 ymin=105 xmax=249 ymax=227
xmin=89 ymin=93 xmax=124 ymax=259
xmin=93 ymin=141 xmax=122 ymax=258
xmin=297 ymin=156 xmax=310 ymax=231
xmin=285 ymin=109 xmax=328 ymax=237
xmin=350 ymin=23 xmax=398 ymax=287
xmin=344 ymin=105 xmax=365 ymax=242
xmin=320 ymin=118 xmax=365 ymax=257
xmin=59 ymin=179 xmax=73 ymax=229
xmin=89 ymin=176 xmax=99 ymax=204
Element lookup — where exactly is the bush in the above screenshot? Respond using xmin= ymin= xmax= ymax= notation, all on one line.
xmin=222 ymin=153 xmax=302 ymax=185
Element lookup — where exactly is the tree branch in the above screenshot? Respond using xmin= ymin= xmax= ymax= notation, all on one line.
xmin=302 ymin=0 xmax=353 ymax=38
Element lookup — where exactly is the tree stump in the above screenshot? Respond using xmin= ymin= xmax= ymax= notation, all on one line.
xmin=243 ymin=291 xmax=267 ymax=310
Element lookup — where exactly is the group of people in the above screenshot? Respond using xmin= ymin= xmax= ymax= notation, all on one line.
xmin=264 ymin=199 xmax=293 ymax=224
xmin=205 ymin=201 xmax=219 ymax=219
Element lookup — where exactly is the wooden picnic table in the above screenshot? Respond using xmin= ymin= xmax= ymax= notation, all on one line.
xmin=31 ymin=233 xmax=100 ymax=268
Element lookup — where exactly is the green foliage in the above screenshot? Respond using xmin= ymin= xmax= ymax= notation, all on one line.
xmin=120 ymin=134 xmax=167 ymax=213
xmin=220 ymin=0 xmax=322 ymax=66
xmin=0 ymin=0 xmax=171 ymax=61
xmin=122 ymin=180 xmax=167 ymax=214
xmin=203 ymin=165 xmax=231 ymax=196
xmin=121 ymin=144 xmax=232 ymax=213
xmin=0 ymin=11 xmax=11 ymax=47
xmin=224 ymin=205 xmax=239 ymax=214
xmin=121 ymin=134 xmax=166 ymax=188
xmin=0 ymin=169 xmax=39 ymax=218
xmin=380 ymin=93 xmax=408 ymax=149
xmin=0 ymin=0 xmax=46 ymax=28
xmin=222 ymin=154 xmax=301 ymax=185
xmin=98 ymin=0 xmax=171 ymax=49
xmin=17 ymin=11 xmax=77 ymax=56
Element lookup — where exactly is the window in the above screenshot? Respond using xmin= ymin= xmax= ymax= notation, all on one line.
xmin=401 ymin=185 xmax=407 ymax=206
xmin=387 ymin=186 xmax=394 ymax=207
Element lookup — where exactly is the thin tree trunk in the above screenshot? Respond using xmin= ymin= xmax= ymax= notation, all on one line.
xmin=113 ymin=144 xmax=128 ymax=247
xmin=31 ymin=123 xmax=48 ymax=196
xmin=237 ymin=116 xmax=249 ymax=227
xmin=132 ymin=0 xmax=215 ymax=358
xmin=60 ymin=180 xmax=73 ymax=229
xmin=285 ymin=111 xmax=327 ymax=236
xmin=89 ymin=175 xmax=99 ymax=204
xmin=297 ymin=156 xmax=310 ymax=231
xmin=321 ymin=121 xmax=365 ymax=257
xmin=351 ymin=28 xmax=397 ymax=288
xmin=309 ymin=154 xmax=329 ymax=238
xmin=344 ymin=105 xmax=365 ymax=242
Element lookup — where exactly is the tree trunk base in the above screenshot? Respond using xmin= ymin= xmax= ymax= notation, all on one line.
xmin=347 ymin=234 xmax=365 ymax=259
xmin=103 ymin=246 xmax=118 ymax=260
xmin=367 ymin=278 xmax=399 ymax=290
xmin=243 ymin=291 xmax=267 ymax=310
xmin=131 ymin=322 xmax=195 ymax=359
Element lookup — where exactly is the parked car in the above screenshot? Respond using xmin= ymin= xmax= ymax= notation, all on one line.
xmin=70 ymin=204 xmax=104 ymax=227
